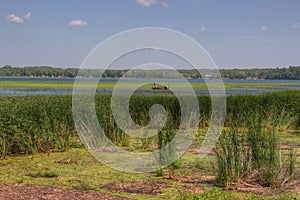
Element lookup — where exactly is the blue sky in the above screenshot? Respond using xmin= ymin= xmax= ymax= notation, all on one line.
xmin=0 ymin=0 xmax=300 ymax=69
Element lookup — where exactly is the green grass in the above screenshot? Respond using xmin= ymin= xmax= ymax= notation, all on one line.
xmin=215 ymin=121 xmax=297 ymax=188
xmin=0 ymin=148 xmax=154 ymax=199
xmin=278 ymin=131 xmax=300 ymax=146
xmin=0 ymin=81 xmax=75 ymax=88
xmin=0 ymin=91 xmax=300 ymax=198
xmin=0 ymin=147 xmax=298 ymax=199
xmin=0 ymin=80 xmax=299 ymax=89
xmin=1 ymin=91 xmax=300 ymax=157
xmin=223 ymin=82 xmax=300 ymax=89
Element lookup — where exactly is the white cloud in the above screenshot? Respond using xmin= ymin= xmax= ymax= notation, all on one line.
xmin=201 ymin=26 xmax=206 ymax=32
xmin=68 ymin=20 xmax=88 ymax=26
xmin=160 ymin=2 xmax=169 ymax=7
xmin=136 ymin=0 xmax=167 ymax=7
xmin=293 ymin=22 xmax=300 ymax=28
xmin=24 ymin=12 xmax=31 ymax=20
xmin=260 ymin=26 xmax=267 ymax=31
xmin=7 ymin=14 xmax=24 ymax=23
xmin=136 ymin=0 xmax=158 ymax=7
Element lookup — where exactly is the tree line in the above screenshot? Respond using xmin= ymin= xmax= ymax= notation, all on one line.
xmin=220 ymin=66 xmax=300 ymax=80
xmin=0 ymin=65 xmax=299 ymax=79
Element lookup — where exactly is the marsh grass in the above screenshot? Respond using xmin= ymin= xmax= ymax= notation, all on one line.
xmin=0 ymin=90 xmax=299 ymax=199
xmin=0 ymin=96 xmax=74 ymax=157
xmin=215 ymin=114 xmax=297 ymax=188
xmin=0 ymin=91 xmax=299 ymax=159
xmin=1 ymin=80 xmax=300 ymax=90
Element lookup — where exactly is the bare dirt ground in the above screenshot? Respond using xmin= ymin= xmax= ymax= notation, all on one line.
xmin=0 ymin=179 xmax=299 ymax=199
xmin=0 ymin=183 xmax=131 ymax=200
xmin=166 ymin=174 xmax=216 ymax=184
xmin=100 ymin=180 xmax=170 ymax=195
xmin=100 ymin=179 xmax=206 ymax=195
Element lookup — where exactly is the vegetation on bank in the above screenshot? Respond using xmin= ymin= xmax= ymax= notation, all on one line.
xmin=215 ymin=117 xmax=297 ymax=189
xmin=0 ymin=148 xmax=298 ymax=200
xmin=0 ymin=80 xmax=299 ymax=91
xmin=0 ymin=91 xmax=299 ymax=198
xmin=1 ymin=65 xmax=300 ymax=79
xmin=0 ymin=91 xmax=299 ymax=156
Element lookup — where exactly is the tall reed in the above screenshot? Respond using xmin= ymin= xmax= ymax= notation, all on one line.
xmin=0 ymin=91 xmax=299 ymax=157
xmin=215 ymin=113 xmax=297 ymax=188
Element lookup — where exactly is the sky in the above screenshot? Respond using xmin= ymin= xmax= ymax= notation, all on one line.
xmin=0 ymin=0 xmax=300 ymax=69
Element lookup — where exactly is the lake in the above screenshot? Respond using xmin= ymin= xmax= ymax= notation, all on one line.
xmin=0 ymin=77 xmax=299 ymax=96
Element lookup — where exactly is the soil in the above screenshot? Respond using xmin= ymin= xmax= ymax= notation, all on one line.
xmin=100 ymin=179 xmax=208 ymax=195
xmin=0 ymin=183 xmax=131 ymax=200
xmin=226 ymin=179 xmax=300 ymax=195
xmin=167 ymin=175 xmax=216 ymax=184
xmin=186 ymin=148 xmax=216 ymax=156
xmin=1 ymin=178 xmax=298 ymax=199
xmin=100 ymin=180 xmax=170 ymax=195
xmin=182 ymin=185 xmax=204 ymax=194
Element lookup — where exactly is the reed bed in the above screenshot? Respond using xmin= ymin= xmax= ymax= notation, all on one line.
xmin=214 ymin=113 xmax=297 ymax=188
xmin=0 ymin=96 xmax=74 ymax=157
xmin=0 ymin=91 xmax=299 ymax=159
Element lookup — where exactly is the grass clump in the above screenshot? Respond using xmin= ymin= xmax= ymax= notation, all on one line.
xmin=27 ymin=171 xmax=58 ymax=178
xmin=214 ymin=114 xmax=297 ymax=188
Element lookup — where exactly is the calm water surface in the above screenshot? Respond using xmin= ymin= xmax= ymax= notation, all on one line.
xmin=0 ymin=77 xmax=299 ymax=96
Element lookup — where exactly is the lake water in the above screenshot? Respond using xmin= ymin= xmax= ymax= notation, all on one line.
xmin=0 ymin=77 xmax=299 ymax=96
xmin=1 ymin=77 xmax=300 ymax=83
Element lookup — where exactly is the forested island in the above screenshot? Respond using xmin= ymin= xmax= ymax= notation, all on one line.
xmin=0 ymin=65 xmax=299 ymax=79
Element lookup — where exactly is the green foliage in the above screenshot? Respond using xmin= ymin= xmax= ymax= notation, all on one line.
xmin=27 ymin=171 xmax=58 ymax=178
xmin=0 ymin=65 xmax=78 ymax=77
xmin=171 ymin=186 xmax=299 ymax=200
xmin=0 ymin=91 xmax=299 ymax=160
xmin=215 ymin=114 xmax=297 ymax=188
xmin=220 ymin=66 xmax=300 ymax=80
xmin=194 ymin=157 xmax=205 ymax=170
xmin=1 ymin=65 xmax=300 ymax=79
xmin=168 ymin=159 xmax=182 ymax=171
xmin=170 ymin=187 xmax=239 ymax=200
xmin=155 ymin=168 xmax=164 ymax=177
xmin=0 ymin=96 xmax=74 ymax=157
xmin=226 ymin=91 xmax=300 ymax=129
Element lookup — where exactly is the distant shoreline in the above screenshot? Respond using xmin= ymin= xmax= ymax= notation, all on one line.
xmin=0 ymin=65 xmax=300 ymax=80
